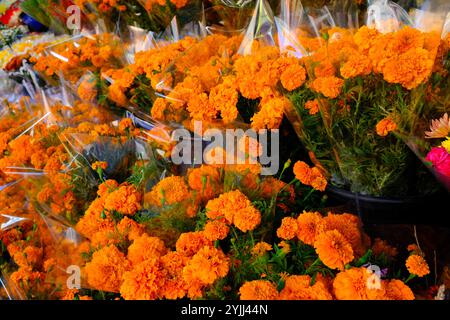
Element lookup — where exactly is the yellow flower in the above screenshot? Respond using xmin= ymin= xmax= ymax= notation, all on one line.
xmin=442 ymin=138 xmax=450 ymax=152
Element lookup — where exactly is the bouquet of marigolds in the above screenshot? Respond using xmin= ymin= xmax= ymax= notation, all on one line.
xmin=282 ymin=22 xmax=448 ymax=197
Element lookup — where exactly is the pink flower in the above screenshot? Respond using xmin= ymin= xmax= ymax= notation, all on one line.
xmin=426 ymin=147 xmax=450 ymax=177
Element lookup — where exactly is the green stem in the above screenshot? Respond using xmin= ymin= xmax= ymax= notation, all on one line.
xmin=306 ymin=258 xmax=321 ymax=274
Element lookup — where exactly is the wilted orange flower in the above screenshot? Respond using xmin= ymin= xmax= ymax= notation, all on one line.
xmin=277 ymin=241 xmax=290 ymax=254
xmin=252 ymin=242 xmax=273 ymax=256
xmin=314 ymin=230 xmax=354 ymax=270
xmin=277 ymin=217 xmax=299 ymax=240
xmin=407 ymin=244 xmax=420 ymax=253
xmin=104 ymin=183 xmax=142 ymax=215
xmin=120 ymin=258 xmax=166 ymax=300
xmin=92 ymin=161 xmax=108 ymax=171
xmin=175 ymin=231 xmax=212 ymax=257
xmin=127 ymin=234 xmax=168 ymax=266
xmin=279 ymin=275 xmax=332 ymax=300
xmin=84 ymin=245 xmax=131 ymax=293
xmin=310 ymin=76 xmax=344 ymax=99
xmin=304 ymin=99 xmax=320 ymax=115
xmin=406 ymin=255 xmax=430 ymax=277
xmin=376 ymin=118 xmax=397 ymax=137
xmin=239 ymin=280 xmax=279 ymax=300
xmin=183 ymin=246 xmax=229 ymax=285
xmin=296 ymin=211 xmax=324 ymax=245
xmin=203 ymin=220 xmax=230 ymax=241
xmin=372 ymin=238 xmax=398 ymax=258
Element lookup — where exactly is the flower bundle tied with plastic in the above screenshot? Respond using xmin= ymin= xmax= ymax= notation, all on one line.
xmin=280 ymin=0 xmax=448 ymax=197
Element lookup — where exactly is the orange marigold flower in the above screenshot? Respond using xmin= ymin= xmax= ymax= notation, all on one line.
xmin=314 ymin=230 xmax=354 ymax=270
xmin=233 ymin=206 xmax=261 ymax=233
xmin=92 ymin=161 xmax=108 ymax=171
xmin=175 ymin=231 xmax=212 ymax=257
xmin=159 ymin=251 xmax=190 ymax=300
xmin=104 ymin=183 xmax=142 ymax=216
xmin=251 ymin=97 xmax=287 ymax=130
xmin=205 ymin=190 xmax=261 ymax=232
xmin=127 ymin=234 xmax=168 ymax=266
xmin=280 ymin=63 xmax=307 ymax=91
xmin=382 ymin=48 xmax=434 ymax=89
xmin=322 ymin=213 xmax=364 ymax=257
xmin=239 ymin=280 xmax=279 ymax=300
xmin=97 ymin=179 xmax=119 ymax=197
xmin=279 ymin=275 xmax=333 ymax=300
xmin=310 ymin=76 xmax=344 ymax=99
xmin=304 ymin=99 xmax=320 ymax=115
xmin=333 ymin=267 xmax=386 ymax=300
xmin=296 ymin=211 xmax=324 ymax=245
xmin=293 ymin=161 xmax=312 ymax=185
xmin=117 ymin=217 xmax=146 ymax=241
xmin=277 ymin=217 xmax=299 ymax=240
xmin=120 ymin=258 xmax=166 ymax=300
xmin=385 ymin=279 xmax=415 ymax=300
xmin=252 ymin=242 xmax=273 ymax=256
xmin=145 ymin=176 xmax=191 ymax=207
xmin=84 ymin=245 xmax=131 ymax=293
xmin=183 ymin=246 xmax=229 ymax=285
xmin=118 ymin=118 xmax=134 ymax=133
xmin=376 ymin=118 xmax=397 ymax=137
xmin=187 ymin=165 xmax=221 ymax=202
xmin=310 ymin=167 xmax=327 ymax=192
xmin=203 ymin=220 xmax=230 ymax=241
xmin=406 ymin=255 xmax=430 ymax=277
xmin=340 ymin=52 xmax=372 ymax=79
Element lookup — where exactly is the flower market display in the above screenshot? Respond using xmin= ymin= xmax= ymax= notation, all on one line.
xmin=1 ymin=0 xmax=450 ymax=302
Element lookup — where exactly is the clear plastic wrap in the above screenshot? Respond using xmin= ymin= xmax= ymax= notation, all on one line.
xmin=366 ymin=0 xmax=412 ymax=33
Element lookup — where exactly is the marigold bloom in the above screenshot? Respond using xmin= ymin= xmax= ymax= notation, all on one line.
xmin=280 ymin=63 xmax=306 ymax=91
xmin=84 ymin=245 xmax=131 ymax=293
xmin=92 ymin=161 xmax=108 ymax=171
xmin=127 ymin=234 xmax=168 ymax=266
xmin=322 ymin=213 xmax=364 ymax=256
xmin=183 ymin=246 xmax=229 ymax=285
xmin=97 ymin=179 xmax=119 ymax=197
xmin=304 ymin=99 xmax=320 ymax=115
xmin=160 ymin=251 xmax=190 ymax=300
xmin=252 ymin=242 xmax=273 ymax=256
xmin=278 ymin=241 xmax=291 ymax=254
xmin=333 ymin=267 xmax=386 ymax=300
xmin=187 ymin=165 xmax=221 ymax=202
xmin=205 ymin=190 xmax=261 ymax=232
xmin=104 ymin=183 xmax=142 ymax=216
xmin=239 ymin=280 xmax=279 ymax=300
xmin=279 ymin=275 xmax=333 ymax=300
xmin=175 ymin=231 xmax=212 ymax=257
xmin=407 ymin=244 xmax=420 ymax=252
xmin=120 ymin=258 xmax=166 ymax=300
xmin=203 ymin=220 xmax=230 ymax=241
xmin=310 ymin=167 xmax=327 ymax=192
xmin=376 ymin=118 xmax=397 ymax=137
xmin=406 ymin=255 xmax=430 ymax=277
xmin=145 ymin=176 xmax=191 ymax=207
xmin=277 ymin=217 xmax=299 ymax=240
xmin=296 ymin=211 xmax=324 ymax=245
xmin=385 ymin=280 xmax=415 ymax=300
xmin=314 ymin=230 xmax=354 ymax=270
xmin=293 ymin=161 xmax=312 ymax=185
xmin=310 ymin=76 xmax=344 ymax=99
